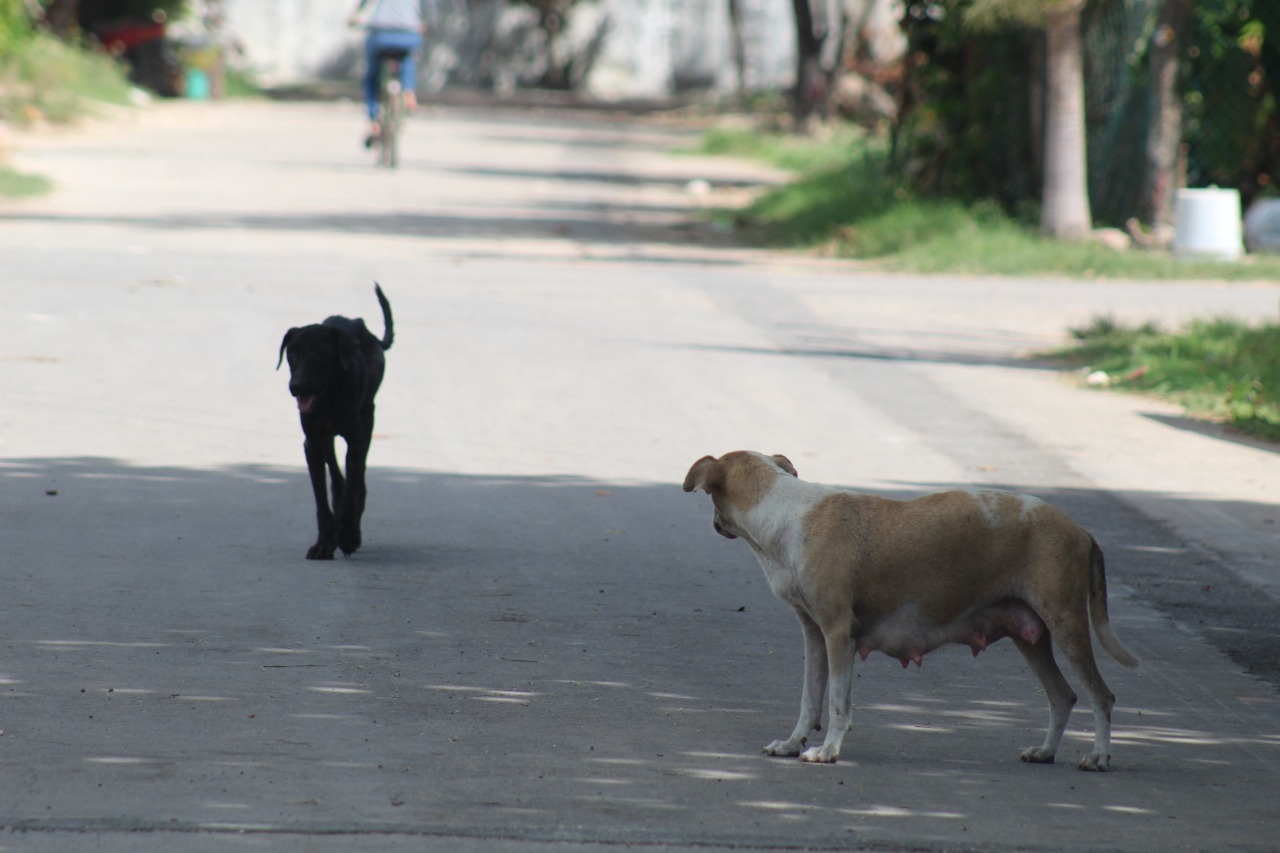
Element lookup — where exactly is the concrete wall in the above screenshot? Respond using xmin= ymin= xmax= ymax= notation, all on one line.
xmin=218 ymin=0 xmax=797 ymax=98
xmin=217 ymin=0 xmax=897 ymax=101
xmin=221 ymin=0 xmax=362 ymax=87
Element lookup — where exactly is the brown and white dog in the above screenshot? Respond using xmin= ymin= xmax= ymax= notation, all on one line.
xmin=683 ymin=451 xmax=1140 ymax=771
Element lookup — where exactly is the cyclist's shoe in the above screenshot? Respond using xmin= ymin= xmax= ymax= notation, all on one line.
xmin=363 ymin=122 xmax=382 ymax=149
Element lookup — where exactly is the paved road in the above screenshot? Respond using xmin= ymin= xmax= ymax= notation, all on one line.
xmin=1 ymin=101 xmax=1278 ymax=852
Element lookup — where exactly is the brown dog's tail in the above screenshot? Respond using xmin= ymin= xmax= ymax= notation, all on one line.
xmin=374 ymin=283 xmax=394 ymax=351
xmin=1088 ymin=538 xmax=1141 ymax=668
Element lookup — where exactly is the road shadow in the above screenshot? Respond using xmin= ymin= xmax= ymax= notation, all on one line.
xmin=1143 ymin=411 xmax=1280 ymax=456
xmin=0 ymin=207 xmax=743 ymax=252
xmin=3 ymin=455 xmax=1276 ymax=687
xmin=453 ymin=164 xmax=775 ymax=191
xmin=673 ymin=338 xmax=1062 ymax=371
xmin=2 ymin=456 xmax=1278 ymax=847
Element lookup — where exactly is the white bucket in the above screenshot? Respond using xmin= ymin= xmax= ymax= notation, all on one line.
xmin=1173 ymin=187 xmax=1243 ymax=260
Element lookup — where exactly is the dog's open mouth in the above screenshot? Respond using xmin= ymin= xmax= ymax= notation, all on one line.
xmin=296 ymin=395 xmax=316 ymax=414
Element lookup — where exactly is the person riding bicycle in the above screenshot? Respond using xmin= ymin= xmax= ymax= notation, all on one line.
xmin=349 ymin=0 xmax=439 ymax=148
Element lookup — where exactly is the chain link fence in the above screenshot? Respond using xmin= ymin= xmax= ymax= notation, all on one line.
xmin=1087 ymin=0 xmax=1280 ymax=221
xmin=899 ymin=0 xmax=1279 ymax=226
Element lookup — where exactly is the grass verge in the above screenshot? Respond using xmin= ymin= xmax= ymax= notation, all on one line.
xmin=1050 ymin=316 xmax=1280 ymax=442
xmin=0 ymin=32 xmax=133 ymax=126
xmin=694 ymin=124 xmax=1280 ymax=282
xmin=0 ymin=165 xmax=51 ymax=196
xmin=0 ymin=32 xmax=134 ymax=198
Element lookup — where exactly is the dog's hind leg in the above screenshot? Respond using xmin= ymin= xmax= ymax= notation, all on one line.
xmin=1056 ymin=632 xmax=1118 ymax=771
xmin=304 ymin=436 xmax=338 ymax=560
xmin=765 ymin=610 xmax=828 ymax=758
xmin=1013 ymin=633 xmax=1077 ymax=765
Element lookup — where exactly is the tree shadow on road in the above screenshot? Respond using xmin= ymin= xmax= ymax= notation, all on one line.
xmin=1 ymin=456 xmax=1278 ymax=849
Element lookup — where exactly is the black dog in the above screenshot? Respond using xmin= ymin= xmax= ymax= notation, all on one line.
xmin=277 ymin=284 xmax=394 ymax=560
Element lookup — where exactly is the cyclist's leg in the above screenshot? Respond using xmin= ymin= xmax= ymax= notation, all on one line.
xmin=382 ymin=30 xmax=423 ymax=110
xmin=362 ymin=32 xmax=386 ymax=123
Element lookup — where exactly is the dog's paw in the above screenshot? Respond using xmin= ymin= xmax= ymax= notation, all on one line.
xmin=762 ymin=738 xmax=805 ymax=758
xmin=799 ymin=744 xmax=839 ymax=764
xmin=1076 ymin=752 xmax=1111 ymax=772
xmin=1019 ymin=746 xmax=1056 ymax=765
xmin=337 ymin=524 xmax=362 ymax=556
xmin=306 ymin=543 xmax=336 ymax=560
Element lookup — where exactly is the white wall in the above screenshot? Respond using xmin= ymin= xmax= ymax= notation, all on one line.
xmin=216 ymin=0 xmax=896 ymax=101
xmin=222 ymin=0 xmax=361 ymax=87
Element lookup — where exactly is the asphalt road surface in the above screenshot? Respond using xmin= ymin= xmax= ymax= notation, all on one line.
xmin=1 ymin=100 xmax=1279 ymax=852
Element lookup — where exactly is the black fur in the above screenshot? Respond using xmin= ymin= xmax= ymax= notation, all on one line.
xmin=277 ymin=284 xmax=394 ymax=559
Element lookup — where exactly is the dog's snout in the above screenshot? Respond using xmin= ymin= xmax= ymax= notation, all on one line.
xmin=714 ymin=520 xmax=738 ymax=540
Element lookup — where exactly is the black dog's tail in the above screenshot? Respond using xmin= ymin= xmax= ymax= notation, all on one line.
xmin=374 ymin=283 xmax=394 ymax=352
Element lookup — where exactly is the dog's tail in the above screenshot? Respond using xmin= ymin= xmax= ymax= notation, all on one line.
xmin=1088 ymin=538 xmax=1141 ymax=668
xmin=374 ymin=283 xmax=394 ymax=351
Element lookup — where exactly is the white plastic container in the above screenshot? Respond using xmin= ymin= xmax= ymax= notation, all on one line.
xmin=1173 ymin=187 xmax=1243 ymax=260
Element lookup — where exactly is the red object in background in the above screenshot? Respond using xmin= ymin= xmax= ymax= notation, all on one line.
xmin=96 ymin=20 xmax=166 ymax=54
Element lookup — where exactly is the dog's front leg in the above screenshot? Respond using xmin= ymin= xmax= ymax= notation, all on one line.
xmin=304 ymin=436 xmax=337 ymax=560
xmin=800 ymin=622 xmax=854 ymax=764
xmin=336 ymin=428 xmax=370 ymax=557
xmin=765 ymin=611 xmax=828 ymax=757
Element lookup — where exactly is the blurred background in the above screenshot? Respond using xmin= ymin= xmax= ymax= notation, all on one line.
xmin=5 ymin=1 xmax=1280 ymax=253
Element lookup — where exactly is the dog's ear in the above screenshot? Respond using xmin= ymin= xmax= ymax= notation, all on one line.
xmin=770 ymin=454 xmax=798 ymax=478
xmin=683 ymin=455 xmax=723 ymax=494
xmin=277 ymin=328 xmax=298 ymax=370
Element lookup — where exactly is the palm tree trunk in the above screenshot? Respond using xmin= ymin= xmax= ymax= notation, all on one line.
xmin=1140 ymin=0 xmax=1193 ymax=227
xmin=1040 ymin=1 xmax=1091 ymax=239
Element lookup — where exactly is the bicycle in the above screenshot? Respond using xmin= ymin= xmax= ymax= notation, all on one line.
xmin=373 ymin=48 xmax=410 ymax=168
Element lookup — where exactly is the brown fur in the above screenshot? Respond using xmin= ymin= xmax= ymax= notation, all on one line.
xmin=684 ymin=450 xmax=1140 ymax=770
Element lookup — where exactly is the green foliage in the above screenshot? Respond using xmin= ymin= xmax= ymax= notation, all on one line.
xmin=1053 ymin=316 xmax=1280 ymax=441
xmin=694 ymin=126 xmax=867 ymax=173
xmin=898 ymin=1 xmax=1280 ymax=223
xmin=0 ymin=31 xmax=132 ymax=124
xmin=704 ymin=122 xmax=1280 ymax=280
xmin=895 ymin=0 xmax=1039 ymax=210
xmin=0 ymin=165 xmax=52 ymax=197
xmin=963 ymin=0 xmax=1050 ymax=30
xmin=1183 ymin=1 xmax=1280 ymax=203
xmin=0 ymin=0 xmax=31 ymax=58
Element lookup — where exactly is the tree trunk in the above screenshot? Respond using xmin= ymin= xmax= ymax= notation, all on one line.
xmin=1040 ymin=2 xmax=1091 ymax=239
xmin=1140 ymin=0 xmax=1193 ymax=227
xmin=790 ymin=0 xmax=846 ymax=129
xmin=727 ymin=0 xmax=747 ymax=103
xmin=538 ymin=6 xmax=567 ymax=89
xmin=40 ymin=0 xmax=80 ymax=37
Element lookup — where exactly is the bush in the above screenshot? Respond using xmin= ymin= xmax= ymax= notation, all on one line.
xmin=0 ymin=31 xmax=132 ymax=124
xmin=0 ymin=0 xmax=31 ymax=58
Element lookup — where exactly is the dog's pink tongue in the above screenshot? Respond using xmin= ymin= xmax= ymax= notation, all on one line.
xmin=297 ymin=396 xmax=314 ymax=413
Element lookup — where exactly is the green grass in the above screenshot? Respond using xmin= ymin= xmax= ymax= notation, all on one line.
xmin=0 ymin=32 xmax=133 ymax=126
xmin=220 ymin=66 xmax=264 ymax=99
xmin=1051 ymin=316 xmax=1280 ymax=442
xmin=697 ymin=122 xmax=1280 ymax=282
xmin=0 ymin=32 xmax=134 ymax=198
xmin=0 ymin=165 xmax=51 ymax=196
